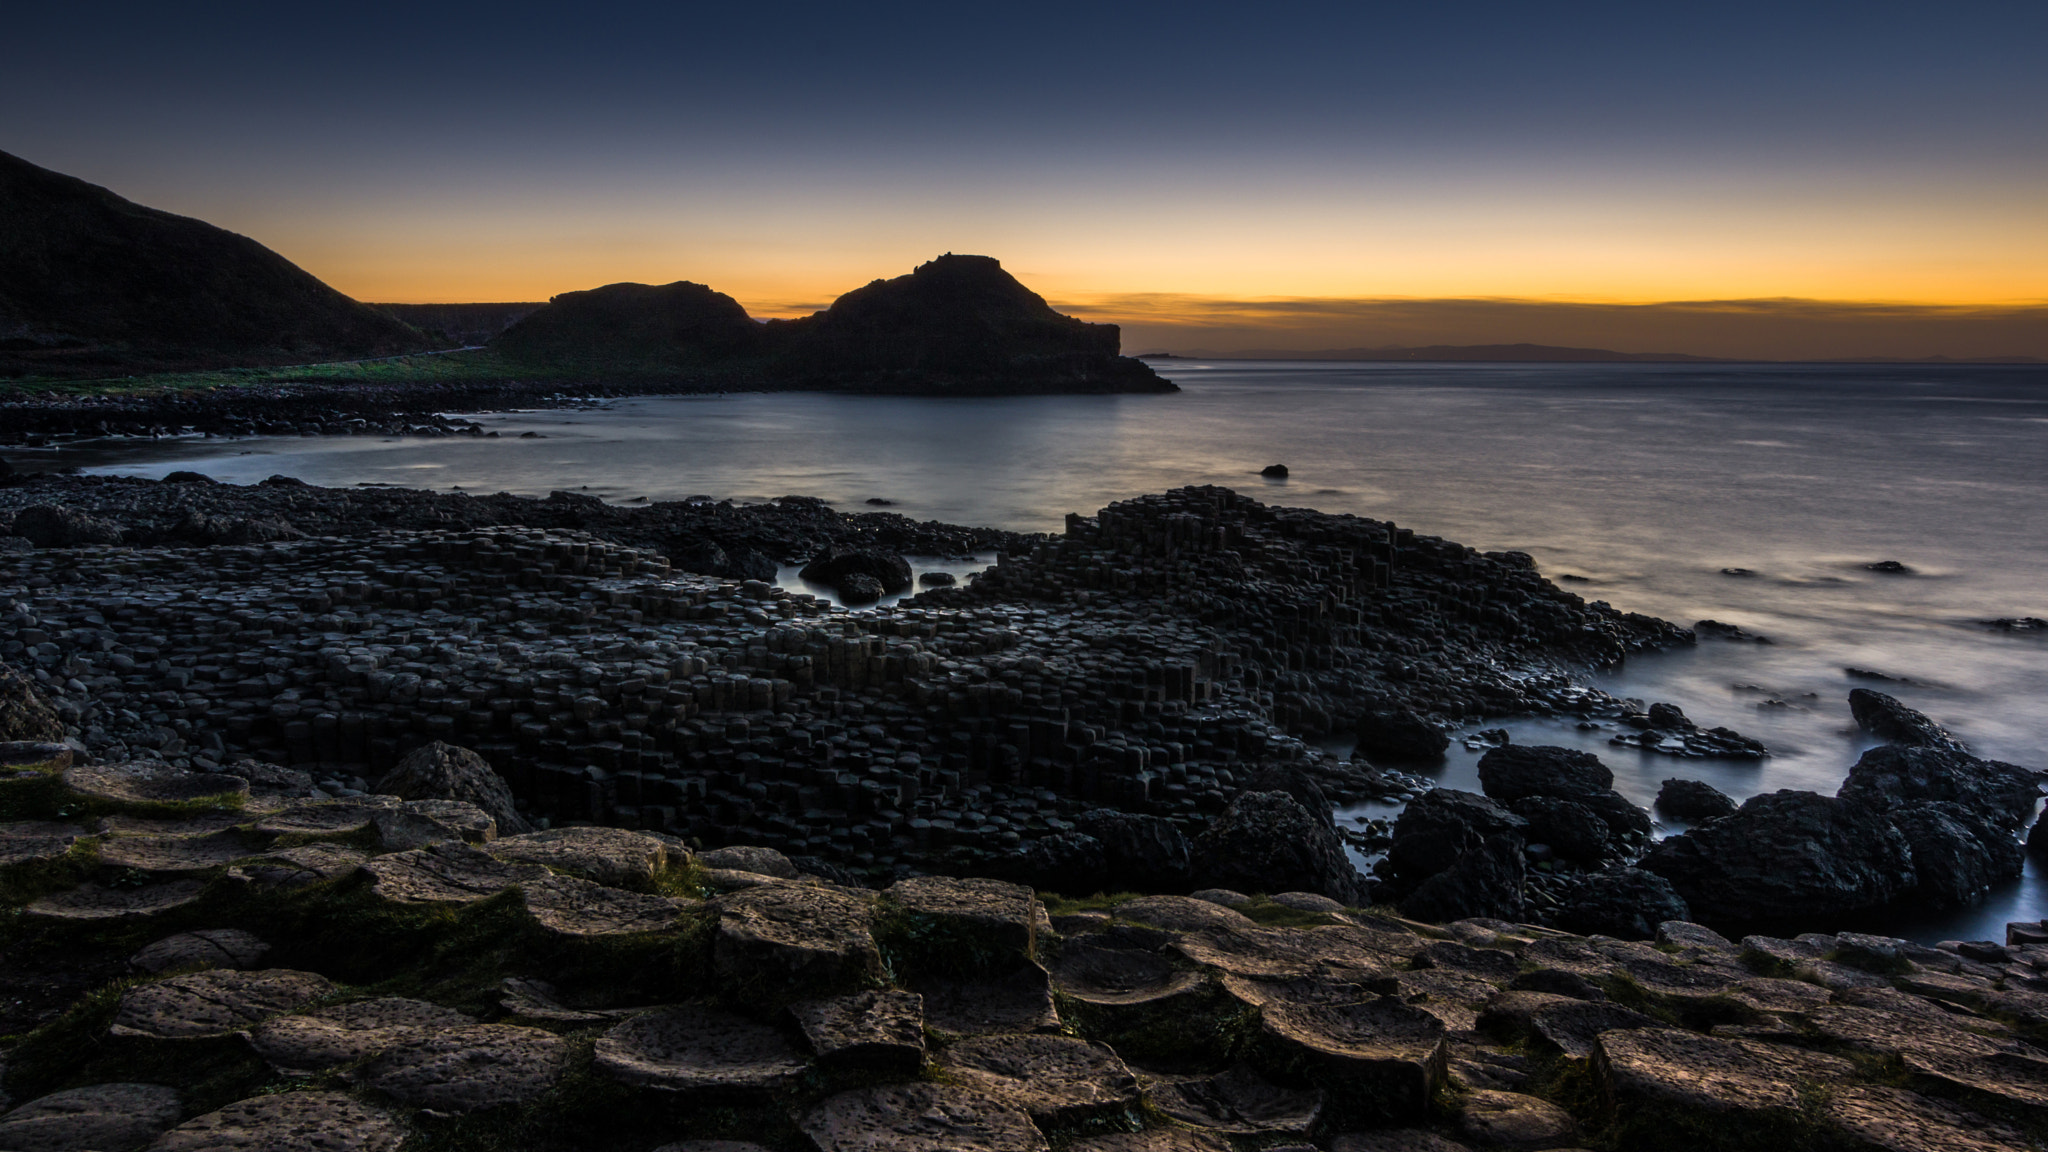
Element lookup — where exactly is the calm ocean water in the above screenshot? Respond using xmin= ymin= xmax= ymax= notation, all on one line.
xmin=39 ymin=360 xmax=2048 ymax=943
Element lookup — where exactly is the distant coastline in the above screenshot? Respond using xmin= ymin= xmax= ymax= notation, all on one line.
xmin=1137 ymin=343 xmax=2047 ymax=365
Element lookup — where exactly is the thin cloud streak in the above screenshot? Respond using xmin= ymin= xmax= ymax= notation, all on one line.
xmin=1061 ymin=295 xmax=2048 ymax=361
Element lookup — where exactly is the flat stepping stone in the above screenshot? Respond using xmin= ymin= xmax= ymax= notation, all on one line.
xmin=1222 ymin=972 xmax=1397 ymax=1012
xmin=61 ymin=762 xmax=248 ymax=807
xmin=358 ymin=1023 xmax=568 ymax=1112
xmin=1392 ymin=969 xmax=1505 ymax=1033
xmin=801 ymin=1082 xmax=1049 ymax=1152
xmin=148 ymin=1091 xmax=405 ymax=1152
xmin=0 ymin=821 xmax=89 ymax=868
xmin=372 ymin=798 xmax=497 ymax=849
xmin=1174 ymin=926 xmax=1414 ymax=982
xmin=25 ymin=879 xmax=205 ymax=923
xmin=130 ymin=929 xmax=270 ymax=974
xmin=713 ymin=884 xmax=883 ymax=998
xmin=0 ymin=1082 xmax=182 ymax=1151
xmin=1595 ymin=1027 xmax=1858 ymax=1123
xmin=791 ymin=989 xmax=926 ymax=1073
xmin=1330 ymin=1132 xmax=1475 ymax=1152
xmin=252 ymin=799 xmax=397 ymax=838
xmin=99 ymin=813 xmax=246 ymax=838
xmin=0 ymin=742 xmax=72 ymax=771
xmin=1476 ymin=992 xmax=1661 ymax=1059
xmin=489 ymin=826 xmax=677 ymax=887
xmin=1899 ymin=1047 xmax=2048 ymax=1117
xmin=698 ymin=845 xmax=797 ymax=878
xmin=1070 ymin=1134 xmax=1233 ymax=1152
xmin=359 ymin=841 xmax=548 ymax=905
xmin=1051 ymin=940 xmax=1206 ymax=1007
xmin=1258 ymin=996 xmax=1449 ymax=1110
xmin=916 ymin=962 xmax=1060 ymax=1036
xmin=1457 ymin=1088 xmax=1580 ymax=1149
xmin=498 ymin=977 xmax=636 ymax=1025
xmin=594 ymin=1004 xmax=808 ymax=1095
xmin=1149 ymin=1064 xmax=1323 ymax=1135
xmin=1270 ymin=891 xmax=1348 ymax=913
xmin=111 ymin=968 xmax=335 ymax=1040
xmin=98 ymin=830 xmax=253 ymax=877
xmin=940 ymin=1033 xmax=1140 ymax=1125
xmin=1823 ymin=1084 xmax=2037 ymax=1152
xmin=1115 ymin=895 xmax=1254 ymax=932
xmin=520 ymin=873 xmax=689 ymax=938
xmin=224 ymin=843 xmax=369 ymax=890
xmin=247 ymin=996 xmax=476 ymax=1074
xmin=887 ymin=876 xmax=1039 ymax=958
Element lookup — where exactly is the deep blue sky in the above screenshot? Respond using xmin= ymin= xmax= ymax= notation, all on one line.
xmin=6 ymin=1 xmax=2045 ymax=353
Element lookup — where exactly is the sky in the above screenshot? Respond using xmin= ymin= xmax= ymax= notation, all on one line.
xmin=6 ymin=1 xmax=2047 ymax=358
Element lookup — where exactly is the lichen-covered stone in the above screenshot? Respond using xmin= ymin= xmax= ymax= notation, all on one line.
xmin=488 ymin=825 xmax=677 ymax=887
xmin=97 ymin=830 xmax=252 ymax=877
xmin=0 ymin=1082 xmax=182 ymax=1152
xmin=245 ymin=997 xmax=475 ymax=1074
xmin=358 ymin=840 xmax=548 ymax=905
xmin=915 ymin=961 xmax=1060 ymax=1036
xmin=0 ymin=820 xmax=87 ymax=868
xmin=1595 ymin=1028 xmax=1858 ymax=1126
xmin=60 ymin=762 xmax=248 ymax=807
xmin=1114 ymin=895 xmax=1255 ymax=932
xmin=801 ymin=1083 xmax=1049 ymax=1152
xmin=24 ymin=879 xmax=206 ymax=923
xmin=790 ymin=989 xmax=926 ymax=1073
xmin=358 ymin=1024 xmax=568 ymax=1112
xmin=887 ymin=875 xmax=1039 ymax=962
xmin=129 ymin=929 xmax=270 ymax=975
xmin=519 ymin=873 xmax=689 ymax=938
xmin=223 ymin=843 xmax=368 ymax=890
xmin=1456 ymin=1088 xmax=1580 ymax=1150
xmin=713 ymin=883 xmax=882 ymax=1000
xmin=1256 ymin=996 xmax=1448 ymax=1115
xmin=111 ymin=969 xmax=335 ymax=1040
xmin=940 ymin=1032 xmax=1140 ymax=1126
xmin=147 ymin=1091 xmax=405 ymax=1152
xmin=594 ymin=1004 xmax=808 ymax=1095
xmin=1149 ymin=1064 xmax=1323 ymax=1135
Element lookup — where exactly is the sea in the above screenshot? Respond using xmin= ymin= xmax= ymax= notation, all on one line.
xmin=27 ymin=360 xmax=2048 ymax=944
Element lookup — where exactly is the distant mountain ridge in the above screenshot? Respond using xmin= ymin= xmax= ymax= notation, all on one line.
xmin=1160 ymin=343 xmax=1727 ymax=363
xmin=492 ymin=255 xmax=1173 ymax=395
xmin=0 ymin=149 xmax=430 ymax=378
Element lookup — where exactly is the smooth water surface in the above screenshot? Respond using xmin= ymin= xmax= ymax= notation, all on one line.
xmin=39 ymin=360 xmax=2048 ymax=942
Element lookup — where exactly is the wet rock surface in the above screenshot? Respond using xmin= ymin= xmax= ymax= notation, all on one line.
xmin=0 ymin=1082 xmax=182 ymax=1152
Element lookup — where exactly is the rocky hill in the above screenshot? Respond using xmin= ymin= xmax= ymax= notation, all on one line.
xmin=491 ymin=255 xmax=1174 ymax=395
xmin=0 ymin=150 xmax=430 ymax=379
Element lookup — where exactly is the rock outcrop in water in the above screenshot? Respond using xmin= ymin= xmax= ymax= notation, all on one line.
xmin=0 ymin=149 xmax=429 ymax=378
xmin=490 ymin=254 xmax=1172 ymax=395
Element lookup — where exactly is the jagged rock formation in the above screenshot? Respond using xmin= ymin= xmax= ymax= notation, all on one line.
xmin=0 ymin=149 xmax=428 ymax=378
xmin=1 ymin=754 xmax=2044 ymax=1150
xmin=492 ymin=254 xmax=1175 ymax=395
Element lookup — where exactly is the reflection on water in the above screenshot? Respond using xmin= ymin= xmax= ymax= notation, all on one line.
xmin=38 ymin=360 xmax=2048 ymax=943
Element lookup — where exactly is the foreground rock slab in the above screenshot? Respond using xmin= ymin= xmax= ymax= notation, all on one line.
xmin=246 ymin=996 xmax=476 ymax=1074
xmin=594 ymin=1004 xmax=808 ymax=1096
xmin=939 ymin=1033 xmax=1140 ymax=1126
xmin=0 ymin=1082 xmax=182 ymax=1152
xmin=146 ymin=1091 xmax=406 ymax=1152
xmin=111 ymin=969 xmax=335 ymax=1040
xmin=801 ymin=1082 xmax=1049 ymax=1152
xmin=357 ymin=1023 xmax=568 ymax=1112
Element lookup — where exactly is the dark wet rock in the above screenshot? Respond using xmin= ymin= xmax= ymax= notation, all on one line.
xmin=1555 ymin=868 xmax=1690 ymax=940
xmin=9 ymin=506 xmax=123 ymax=548
xmin=1477 ymin=745 xmax=1612 ymax=802
xmin=146 ymin=1092 xmax=406 ymax=1152
xmin=1982 ymin=616 xmax=2048 ymax=633
xmin=1384 ymin=790 xmax=1529 ymax=891
xmin=1477 ymin=992 xmax=1659 ymax=1059
xmin=129 ymin=929 xmax=269 ymax=974
xmin=246 ymin=997 xmax=475 ymax=1074
xmin=1195 ymin=790 xmax=1367 ymax=904
xmin=0 ymin=663 xmax=64 ymax=743
xmin=1456 ymin=1088 xmax=1579 ymax=1150
xmin=1506 ymin=796 xmax=1610 ymax=861
xmin=837 ymin=574 xmax=885 ymax=604
xmin=373 ymin=740 xmax=530 ymax=835
xmin=1261 ymin=465 xmax=1290 ymax=478
xmin=1656 ymin=778 xmax=1737 ymax=823
xmin=487 ymin=825 xmax=678 ymax=887
xmin=25 ymin=879 xmax=206 ymax=922
xmin=496 ymin=977 xmax=635 ymax=1026
xmin=1865 ymin=560 xmax=1913 ymax=573
xmin=0 ymin=740 xmax=70 ymax=771
xmin=918 ymin=571 xmax=956 ymax=586
xmin=1849 ymin=688 xmax=1964 ymax=750
xmin=359 ymin=1023 xmax=569 ymax=1112
xmin=713 ymin=883 xmax=883 ymax=1001
xmin=1640 ymin=790 xmax=1917 ymax=925
xmin=1890 ymin=802 xmax=2024 ymax=908
xmin=1072 ymin=1133 xmax=1232 ymax=1152
xmin=940 ymin=1033 xmax=1140 ymax=1126
xmin=359 ymin=840 xmax=549 ymax=906
xmin=800 ymin=1082 xmax=1048 ymax=1152
xmin=914 ymin=961 xmax=1060 ymax=1036
xmin=1051 ymin=938 xmax=1207 ymax=1009
xmin=1150 ymin=1064 xmax=1323 ymax=1135
xmin=111 ymin=968 xmax=335 ymax=1040
xmin=370 ymin=798 xmax=497 ymax=848
xmin=1353 ymin=709 xmax=1448 ymax=762
xmin=1694 ymin=619 xmax=1770 ymax=643
xmin=1329 ymin=1133 xmax=1474 ymax=1152
xmin=594 ymin=1004 xmax=808 ymax=1095
xmin=1838 ymin=743 xmax=2041 ymax=830
xmin=800 ymin=548 xmax=913 ymax=597
xmin=790 ymin=989 xmax=926 ymax=1073
xmin=1399 ymin=833 xmax=1527 ymax=924
xmin=1069 ymin=808 xmax=1193 ymax=890
xmin=0 ymin=1082 xmax=182 ymax=1152
xmin=698 ymin=845 xmax=798 ymax=879
xmin=1255 ymin=996 xmax=1448 ymax=1113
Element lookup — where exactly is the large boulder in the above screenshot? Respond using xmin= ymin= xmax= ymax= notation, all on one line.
xmin=0 ymin=661 xmax=64 ymax=742
xmin=1381 ymin=789 xmax=1527 ymax=893
xmin=1639 ymin=790 xmax=1916 ymax=925
xmin=1352 ymin=709 xmax=1448 ymax=762
xmin=1890 ymin=802 xmax=2024 ymax=908
xmin=1837 ymin=744 xmax=2041 ymax=831
xmin=1506 ymin=796 xmax=1610 ymax=862
xmin=1656 ymin=778 xmax=1738 ymax=823
xmin=373 ymin=741 xmax=531 ymax=835
xmin=1555 ymin=868 xmax=1690 ymax=940
xmin=1848 ymin=689 xmax=1964 ymax=750
xmin=1476 ymin=746 xmax=1612 ymax=802
xmin=9 ymin=504 xmax=123 ymax=547
xmin=799 ymin=548 xmax=912 ymax=596
xmin=1069 ymin=809 xmax=1193 ymax=890
xmin=1397 ymin=832 xmax=1526 ymax=924
xmin=1193 ymin=791 xmax=1367 ymax=905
